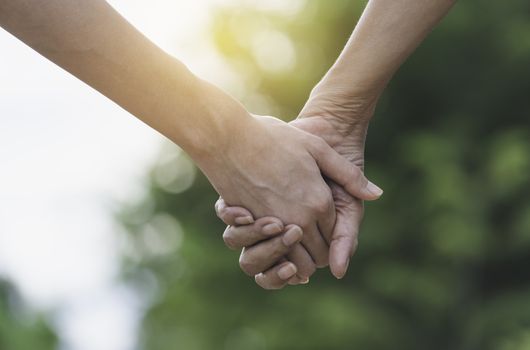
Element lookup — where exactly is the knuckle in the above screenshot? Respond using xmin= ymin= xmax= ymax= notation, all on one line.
xmin=312 ymin=194 xmax=332 ymax=216
xmin=350 ymin=163 xmax=361 ymax=177
xmin=352 ymin=167 xmax=367 ymax=188
xmin=345 ymin=166 xmax=359 ymax=187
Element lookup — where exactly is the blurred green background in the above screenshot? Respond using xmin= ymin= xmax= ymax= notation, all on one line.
xmin=3 ymin=0 xmax=530 ymax=349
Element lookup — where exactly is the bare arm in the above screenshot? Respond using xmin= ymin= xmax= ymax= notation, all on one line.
xmin=0 ymin=0 xmax=381 ymax=269
xmin=0 ymin=0 xmax=242 ymax=159
xmin=303 ymin=0 xmax=456 ymax=125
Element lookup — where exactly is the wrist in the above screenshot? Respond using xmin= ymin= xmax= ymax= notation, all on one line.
xmin=176 ymin=78 xmax=254 ymax=169
xmin=298 ymin=79 xmax=378 ymax=137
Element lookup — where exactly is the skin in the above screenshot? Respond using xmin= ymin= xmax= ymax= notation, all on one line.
xmin=0 ymin=1 xmax=382 ymax=267
xmin=217 ymin=0 xmax=457 ymax=289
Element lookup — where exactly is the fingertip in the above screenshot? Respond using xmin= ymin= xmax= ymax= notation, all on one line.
xmin=277 ymin=262 xmax=298 ymax=281
xmin=282 ymin=225 xmax=303 ymax=246
xmin=216 ymin=201 xmax=254 ymax=225
xmin=364 ymin=181 xmax=383 ymax=200
xmin=257 ymin=217 xmax=284 ymax=235
xmin=255 ymin=262 xmax=293 ymax=290
xmin=329 ymin=240 xmax=354 ymax=279
xmin=255 ymin=273 xmax=287 ymax=291
xmin=262 ymin=223 xmax=283 ymax=235
xmin=234 ymin=215 xmax=254 ymax=225
xmin=284 ymin=224 xmax=303 ymax=236
xmin=331 ymin=257 xmax=349 ymax=279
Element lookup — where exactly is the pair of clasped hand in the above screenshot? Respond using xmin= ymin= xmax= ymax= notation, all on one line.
xmin=212 ymin=93 xmax=383 ymax=290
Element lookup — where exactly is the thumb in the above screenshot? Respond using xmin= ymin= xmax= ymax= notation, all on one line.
xmin=329 ymin=198 xmax=364 ymax=279
xmin=310 ymin=139 xmax=383 ymax=200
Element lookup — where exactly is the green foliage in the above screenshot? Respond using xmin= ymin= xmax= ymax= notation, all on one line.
xmin=0 ymin=280 xmax=57 ymax=350
xmin=121 ymin=1 xmax=530 ymax=349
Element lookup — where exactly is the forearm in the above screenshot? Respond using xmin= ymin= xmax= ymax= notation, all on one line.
xmin=0 ymin=0 xmax=248 ymax=161
xmin=305 ymin=0 xmax=455 ymax=119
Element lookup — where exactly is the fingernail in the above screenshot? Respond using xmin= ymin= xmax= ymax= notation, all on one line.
xmin=235 ymin=216 xmax=254 ymax=225
xmin=299 ymin=277 xmax=309 ymax=284
xmin=263 ymin=223 xmax=282 ymax=235
xmin=366 ymin=181 xmax=383 ymax=197
xmin=282 ymin=227 xmax=303 ymax=246
xmin=278 ymin=264 xmax=297 ymax=280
